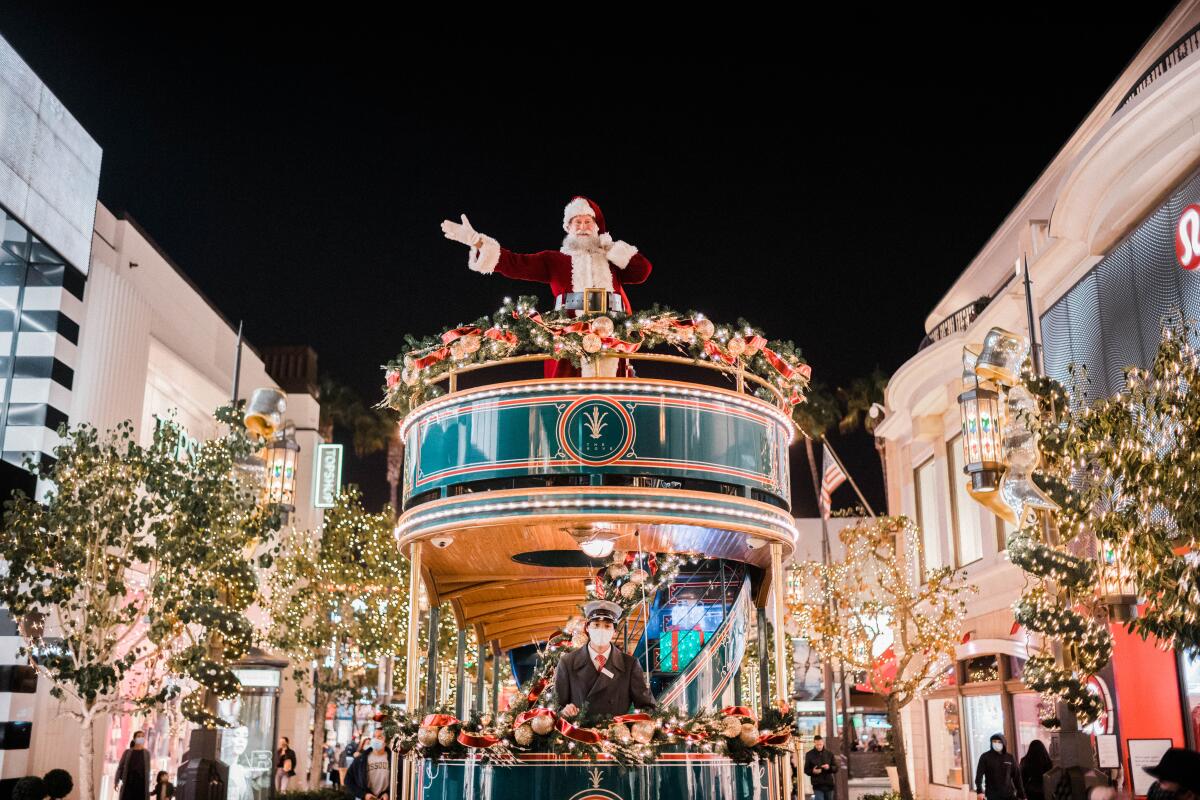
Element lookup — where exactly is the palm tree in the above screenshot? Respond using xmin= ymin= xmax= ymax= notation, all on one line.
xmin=836 ymin=367 xmax=889 ymax=488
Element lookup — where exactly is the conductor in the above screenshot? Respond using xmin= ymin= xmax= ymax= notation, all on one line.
xmin=554 ymin=600 xmax=657 ymax=720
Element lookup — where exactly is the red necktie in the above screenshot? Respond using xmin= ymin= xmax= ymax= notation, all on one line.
xmin=596 ymin=654 xmax=606 ymax=672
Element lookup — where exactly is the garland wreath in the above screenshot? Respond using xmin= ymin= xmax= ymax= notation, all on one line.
xmin=378 ymin=549 xmax=796 ymax=766
xmin=381 ymin=296 xmax=812 ymax=422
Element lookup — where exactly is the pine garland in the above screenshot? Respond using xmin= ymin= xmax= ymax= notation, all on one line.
xmin=381 ymin=296 xmax=811 ymax=422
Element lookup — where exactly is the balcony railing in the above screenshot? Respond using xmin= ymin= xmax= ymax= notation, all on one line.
xmin=918 ymin=296 xmax=991 ymax=351
xmin=1116 ymin=21 xmax=1200 ymax=114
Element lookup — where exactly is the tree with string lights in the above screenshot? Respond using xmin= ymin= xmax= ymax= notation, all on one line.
xmin=264 ymin=485 xmax=408 ymax=786
xmin=791 ymin=516 xmax=974 ymax=800
xmin=0 ymin=408 xmax=278 ymax=800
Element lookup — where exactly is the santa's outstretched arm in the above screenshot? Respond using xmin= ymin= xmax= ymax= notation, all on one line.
xmin=440 ymin=214 xmax=551 ymax=283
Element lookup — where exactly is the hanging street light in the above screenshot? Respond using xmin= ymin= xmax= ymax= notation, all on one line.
xmin=263 ymin=422 xmax=300 ymax=514
xmin=1099 ymin=543 xmax=1139 ymax=622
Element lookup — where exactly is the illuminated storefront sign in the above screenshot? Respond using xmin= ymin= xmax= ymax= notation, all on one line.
xmin=312 ymin=443 xmax=343 ymax=508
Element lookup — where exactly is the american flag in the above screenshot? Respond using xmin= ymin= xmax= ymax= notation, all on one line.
xmin=819 ymin=447 xmax=847 ymax=520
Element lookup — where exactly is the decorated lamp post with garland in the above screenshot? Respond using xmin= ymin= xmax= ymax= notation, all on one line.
xmin=375 ymin=198 xmax=817 ymax=800
xmin=0 ymin=408 xmax=279 ymax=800
xmin=954 ymin=322 xmax=1200 ymax=797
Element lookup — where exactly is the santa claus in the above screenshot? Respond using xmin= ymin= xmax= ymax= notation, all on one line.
xmin=440 ymin=196 xmax=652 ymax=378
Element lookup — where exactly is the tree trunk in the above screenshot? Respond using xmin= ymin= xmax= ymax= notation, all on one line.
xmin=309 ymin=689 xmax=329 ymax=789
xmin=80 ymin=711 xmax=96 ymax=800
xmin=886 ymin=699 xmax=913 ymax=800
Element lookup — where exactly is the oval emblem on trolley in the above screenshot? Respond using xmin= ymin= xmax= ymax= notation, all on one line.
xmin=558 ymin=396 xmax=635 ymax=466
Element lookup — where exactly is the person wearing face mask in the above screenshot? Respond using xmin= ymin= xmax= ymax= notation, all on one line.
xmin=345 ymin=729 xmax=390 ymax=800
xmin=115 ymin=730 xmax=151 ymax=800
xmin=554 ymin=600 xmax=656 ymax=721
xmin=975 ymin=733 xmax=1025 ymax=800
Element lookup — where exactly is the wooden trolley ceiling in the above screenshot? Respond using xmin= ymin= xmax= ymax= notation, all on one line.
xmin=413 ymin=518 xmax=783 ymax=653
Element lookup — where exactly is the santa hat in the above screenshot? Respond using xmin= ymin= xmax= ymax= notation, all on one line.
xmin=563 ymin=196 xmax=607 ymax=233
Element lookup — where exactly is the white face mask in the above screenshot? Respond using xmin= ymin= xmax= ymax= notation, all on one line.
xmin=133 ymin=736 xmax=145 ymax=746
xmin=991 ymin=741 xmax=1003 ymax=752
xmin=371 ymin=738 xmax=384 ymax=752
xmin=588 ymin=626 xmax=614 ymax=647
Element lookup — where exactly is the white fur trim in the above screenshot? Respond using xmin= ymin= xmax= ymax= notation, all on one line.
xmin=566 ymin=249 xmax=614 ymax=293
xmin=606 ymin=240 xmax=638 ymax=269
xmin=469 ymin=234 xmax=500 ymax=274
xmin=563 ymin=197 xmax=596 ymax=230
xmin=599 ymin=232 xmax=613 ymax=248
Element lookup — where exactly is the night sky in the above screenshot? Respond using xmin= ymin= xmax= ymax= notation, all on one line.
xmin=0 ymin=8 xmax=1181 ymax=513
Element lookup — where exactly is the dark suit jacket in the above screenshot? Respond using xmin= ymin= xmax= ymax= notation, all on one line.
xmin=553 ymin=644 xmax=656 ymax=719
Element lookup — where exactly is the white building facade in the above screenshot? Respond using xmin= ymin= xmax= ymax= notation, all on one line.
xmin=0 ymin=32 xmax=334 ymax=800
xmin=875 ymin=3 xmax=1200 ymax=796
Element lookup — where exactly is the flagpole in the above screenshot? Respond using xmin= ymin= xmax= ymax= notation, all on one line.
xmin=821 ymin=437 xmax=877 ymax=518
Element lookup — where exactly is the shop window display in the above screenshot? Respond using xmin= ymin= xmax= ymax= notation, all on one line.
xmin=964 ymin=655 xmax=1000 ymax=683
xmin=1182 ymin=652 xmax=1200 ymax=746
xmin=915 ymin=458 xmax=944 ymax=576
xmin=1012 ymin=692 xmax=1054 ymax=761
xmin=927 ymin=697 xmax=965 ymax=786
xmin=948 ymin=436 xmax=984 ymax=565
xmin=963 ymin=694 xmax=1005 ymax=773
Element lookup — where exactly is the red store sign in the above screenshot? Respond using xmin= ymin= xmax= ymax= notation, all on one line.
xmin=1175 ymin=204 xmax=1200 ymax=270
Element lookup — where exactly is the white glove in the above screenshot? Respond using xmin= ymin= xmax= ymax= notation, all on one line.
xmin=441 ymin=214 xmax=480 ymax=247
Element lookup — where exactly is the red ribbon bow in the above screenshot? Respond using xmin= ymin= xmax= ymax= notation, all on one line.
xmin=420 ymin=714 xmax=459 ymax=727
xmin=456 ymin=730 xmax=502 ymax=749
xmin=556 ymin=716 xmax=603 ymax=744
xmin=719 ymin=706 xmax=756 ymax=720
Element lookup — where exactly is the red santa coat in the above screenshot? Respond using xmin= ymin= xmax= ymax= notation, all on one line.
xmin=469 ymin=232 xmax=652 ymax=377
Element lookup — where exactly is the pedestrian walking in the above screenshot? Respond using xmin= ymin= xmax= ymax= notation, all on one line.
xmin=149 ymin=771 xmax=174 ymax=800
xmin=115 ymin=730 xmax=151 ymax=800
xmin=1144 ymin=747 xmax=1200 ymax=800
xmin=346 ymin=729 xmax=390 ymax=800
xmin=275 ymin=737 xmax=297 ymax=793
xmin=975 ymin=733 xmax=1024 ymax=800
xmin=1020 ymin=740 xmax=1052 ymax=800
xmin=803 ymin=735 xmax=838 ymax=800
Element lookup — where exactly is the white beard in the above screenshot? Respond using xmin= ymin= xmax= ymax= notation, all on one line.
xmin=561 ymin=233 xmax=614 ymax=293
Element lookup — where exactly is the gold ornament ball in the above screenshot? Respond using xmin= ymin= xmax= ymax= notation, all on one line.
xmin=437 ymin=726 xmax=457 ymax=748
xmin=461 ymin=334 xmax=481 ymax=354
xmin=619 ymin=581 xmax=638 ymax=599
xmin=530 ymin=713 xmax=556 ymax=736
xmin=513 ymin=724 xmax=534 ymax=747
xmin=721 ymin=716 xmax=743 ymax=738
xmin=571 ymin=632 xmax=589 ymax=648
xmin=582 ymin=333 xmax=603 ymax=354
xmin=631 ymin=721 xmax=655 ymax=744
xmin=607 ymin=564 xmax=629 ymax=579
xmin=695 ymin=319 xmax=716 ymax=340
xmin=449 ymin=341 xmax=466 ymax=360
xmin=628 ymin=569 xmax=648 ymax=585
xmin=608 ymin=722 xmax=632 ymax=744
xmin=738 ymin=723 xmax=759 ymax=747
xmin=403 ymin=369 xmax=419 ymax=387
xmin=417 ymin=726 xmax=440 ymax=747
xmin=727 ymin=336 xmax=746 ymax=357
xmin=591 ymin=316 xmax=615 ymax=337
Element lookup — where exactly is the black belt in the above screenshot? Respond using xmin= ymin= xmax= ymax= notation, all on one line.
xmin=555 ymin=290 xmax=624 ymax=314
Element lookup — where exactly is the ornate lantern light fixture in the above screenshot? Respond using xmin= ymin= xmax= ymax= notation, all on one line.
xmin=1099 ymin=543 xmax=1139 ymax=622
xmin=957 ymin=342 xmax=1006 ymax=493
xmin=263 ymin=422 xmax=300 ymax=513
